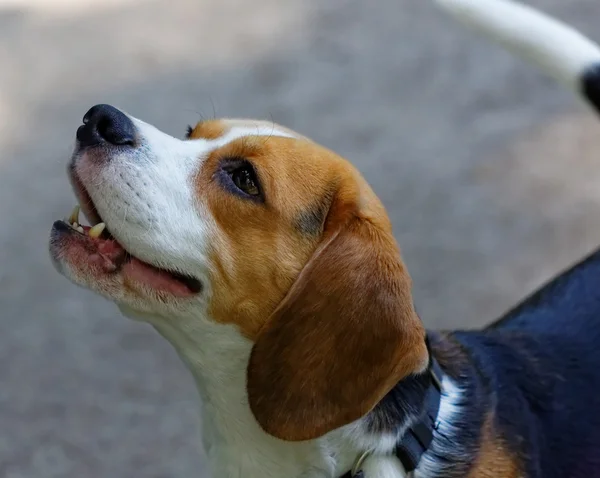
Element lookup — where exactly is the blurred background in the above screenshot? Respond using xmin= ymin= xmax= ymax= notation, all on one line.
xmin=1 ymin=0 xmax=600 ymax=476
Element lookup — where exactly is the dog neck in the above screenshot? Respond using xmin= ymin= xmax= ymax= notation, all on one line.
xmin=148 ymin=316 xmax=467 ymax=478
xmin=149 ymin=317 xmax=360 ymax=478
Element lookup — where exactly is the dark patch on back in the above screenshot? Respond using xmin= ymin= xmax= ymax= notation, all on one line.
xmin=483 ymin=245 xmax=600 ymax=477
xmin=368 ymin=246 xmax=600 ymax=477
xmin=446 ymin=242 xmax=600 ymax=478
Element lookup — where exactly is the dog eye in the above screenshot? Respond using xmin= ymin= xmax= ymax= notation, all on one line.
xmin=219 ymin=158 xmax=264 ymax=201
xmin=230 ymin=165 xmax=260 ymax=196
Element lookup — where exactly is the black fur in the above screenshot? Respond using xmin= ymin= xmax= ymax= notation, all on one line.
xmin=581 ymin=64 xmax=600 ymax=116
xmin=367 ymin=363 xmax=431 ymax=434
xmin=477 ymin=246 xmax=600 ymax=477
xmin=369 ymin=246 xmax=600 ymax=477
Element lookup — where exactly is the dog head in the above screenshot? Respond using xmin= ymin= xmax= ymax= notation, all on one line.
xmin=49 ymin=104 xmax=428 ymax=442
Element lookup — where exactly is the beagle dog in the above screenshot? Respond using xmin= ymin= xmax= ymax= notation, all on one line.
xmin=48 ymin=0 xmax=600 ymax=476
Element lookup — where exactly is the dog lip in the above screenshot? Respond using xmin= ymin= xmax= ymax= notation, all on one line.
xmin=52 ymin=209 xmax=203 ymax=297
xmin=50 ymin=219 xmax=129 ymax=273
xmin=63 ymin=154 xmax=203 ymax=297
xmin=68 ymin=166 xmax=103 ymax=227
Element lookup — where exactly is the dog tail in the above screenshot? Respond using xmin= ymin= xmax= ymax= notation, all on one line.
xmin=434 ymin=0 xmax=600 ymax=115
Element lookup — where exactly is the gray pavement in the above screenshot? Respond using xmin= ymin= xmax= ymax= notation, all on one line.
xmin=2 ymin=0 xmax=600 ymax=476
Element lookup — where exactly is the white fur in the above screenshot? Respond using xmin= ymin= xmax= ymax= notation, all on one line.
xmin=116 ymin=307 xmax=366 ymax=478
xmin=360 ymin=455 xmax=408 ymax=478
xmin=415 ymin=376 xmax=464 ymax=478
xmin=76 ymin=118 xmax=295 ymax=282
xmin=58 ymin=112 xmax=461 ymax=478
xmin=52 ymin=2 xmax=600 ymax=476
xmin=72 ymin=2 xmax=600 ymax=476
xmin=435 ymin=0 xmax=600 ymax=93
xmin=62 ymin=117 xmax=366 ymax=478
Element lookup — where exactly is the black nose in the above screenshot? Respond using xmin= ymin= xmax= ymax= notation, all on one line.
xmin=76 ymin=104 xmax=136 ymax=148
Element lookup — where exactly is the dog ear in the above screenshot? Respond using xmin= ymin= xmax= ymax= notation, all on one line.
xmin=246 ymin=182 xmax=428 ymax=441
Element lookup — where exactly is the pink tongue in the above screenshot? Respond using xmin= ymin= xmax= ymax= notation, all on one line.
xmin=123 ymin=259 xmax=194 ymax=297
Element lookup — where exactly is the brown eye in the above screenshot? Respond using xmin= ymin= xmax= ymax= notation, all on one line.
xmin=231 ymin=166 xmax=260 ymax=196
xmin=219 ymin=158 xmax=264 ymax=201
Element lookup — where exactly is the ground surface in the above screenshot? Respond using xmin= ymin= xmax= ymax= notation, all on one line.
xmin=2 ymin=0 xmax=600 ymax=476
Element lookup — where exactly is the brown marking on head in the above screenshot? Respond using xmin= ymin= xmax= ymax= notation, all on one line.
xmin=467 ymin=413 xmax=521 ymax=478
xmin=187 ymin=120 xmax=230 ymax=140
xmin=199 ymin=135 xmax=340 ymax=338
xmin=196 ymin=131 xmax=428 ymax=440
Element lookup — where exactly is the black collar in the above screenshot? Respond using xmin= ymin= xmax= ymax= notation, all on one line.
xmin=340 ymin=357 xmax=444 ymax=478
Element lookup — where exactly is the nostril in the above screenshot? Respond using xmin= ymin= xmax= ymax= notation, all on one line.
xmin=97 ymin=117 xmax=110 ymax=138
xmin=97 ymin=116 xmax=134 ymax=146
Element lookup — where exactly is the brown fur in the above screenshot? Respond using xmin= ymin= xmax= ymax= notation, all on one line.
xmin=188 ymin=120 xmax=230 ymax=140
xmin=195 ymin=131 xmax=429 ymax=440
xmin=201 ymin=135 xmax=345 ymax=338
xmin=468 ymin=414 xmax=521 ymax=478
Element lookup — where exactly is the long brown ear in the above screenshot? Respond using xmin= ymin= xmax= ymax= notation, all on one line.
xmin=246 ymin=186 xmax=428 ymax=442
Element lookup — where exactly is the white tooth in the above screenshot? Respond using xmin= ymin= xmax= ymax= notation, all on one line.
xmin=88 ymin=222 xmax=106 ymax=239
xmin=68 ymin=205 xmax=80 ymax=225
xmin=76 ymin=226 xmax=84 ymax=233
xmin=72 ymin=222 xmax=79 ymax=228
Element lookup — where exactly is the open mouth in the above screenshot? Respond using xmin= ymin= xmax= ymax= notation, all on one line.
xmin=52 ymin=175 xmax=202 ymax=298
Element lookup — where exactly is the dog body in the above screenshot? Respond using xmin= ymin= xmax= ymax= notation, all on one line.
xmin=425 ymin=247 xmax=600 ymax=478
xmin=48 ymin=0 xmax=600 ymax=477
